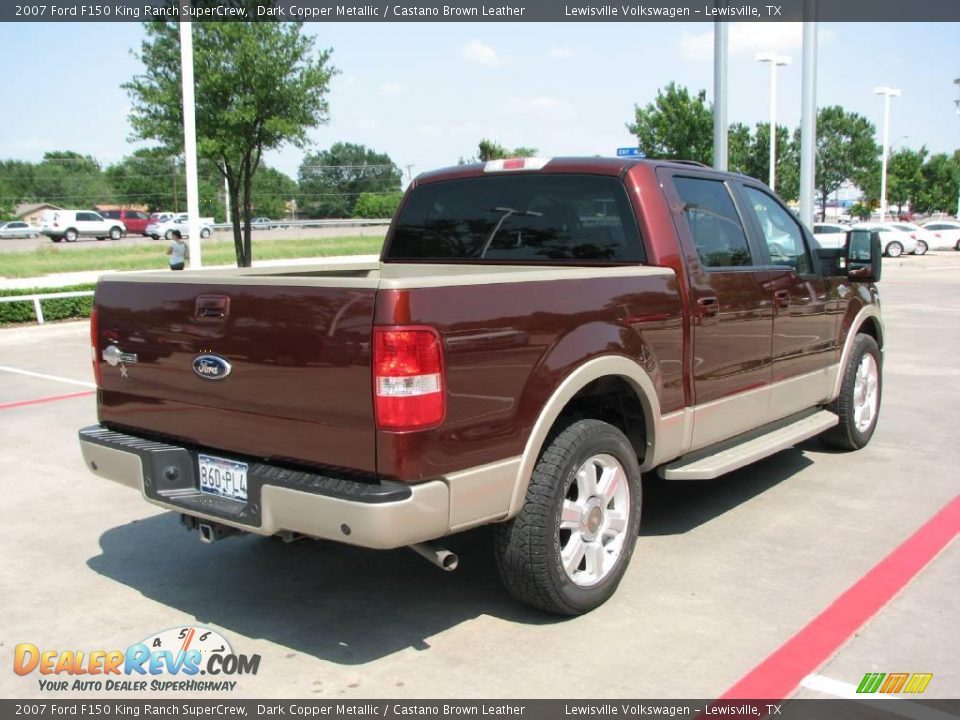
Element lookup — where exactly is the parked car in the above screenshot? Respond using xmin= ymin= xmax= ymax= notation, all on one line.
xmin=851 ymin=222 xmax=916 ymax=257
xmin=921 ymin=220 xmax=960 ymax=251
xmin=882 ymin=221 xmax=934 ymax=255
xmin=146 ymin=213 xmax=214 ymax=240
xmin=100 ymin=209 xmax=151 ymax=237
xmin=251 ymin=217 xmax=280 ymax=229
xmin=81 ymin=156 xmax=885 ymax=616
xmin=0 ymin=221 xmax=40 ymax=239
xmin=41 ymin=210 xmax=125 ymax=243
xmin=812 ymin=222 xmax=849 ymax=249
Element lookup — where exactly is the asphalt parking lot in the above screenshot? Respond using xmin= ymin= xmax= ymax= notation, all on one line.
xmin=0 ymin=255 xmax=957 ymax=700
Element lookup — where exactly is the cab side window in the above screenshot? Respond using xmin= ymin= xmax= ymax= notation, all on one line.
xmin=743 ymin=186 xmax=811 ymax=274
xmin=673 ymin=176 xmax=753 ymax=268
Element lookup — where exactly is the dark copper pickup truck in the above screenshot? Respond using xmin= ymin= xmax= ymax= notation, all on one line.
xmin=80 ymin=157 xmax=884 ymax=615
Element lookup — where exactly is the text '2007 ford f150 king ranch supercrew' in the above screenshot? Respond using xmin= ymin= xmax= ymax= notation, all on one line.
xmin=80 ymin=157 xmax=884 ymax=615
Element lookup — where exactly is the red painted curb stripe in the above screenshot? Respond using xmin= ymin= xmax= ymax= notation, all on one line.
xmin=721 ymin=494 xmax=960 ymax=700
xmin=0 ymin=390 xmax=95 ymax=410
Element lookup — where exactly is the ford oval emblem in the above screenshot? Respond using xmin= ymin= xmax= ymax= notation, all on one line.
xmin=192 ymin=354 xmax=232 ymax=381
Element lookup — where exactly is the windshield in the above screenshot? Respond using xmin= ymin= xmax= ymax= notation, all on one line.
xmin=386 ymin=174 xmax=645 ymax=263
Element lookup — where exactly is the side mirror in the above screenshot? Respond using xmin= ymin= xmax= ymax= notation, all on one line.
xmin=846 ymin=229 xmax=882 ymax=282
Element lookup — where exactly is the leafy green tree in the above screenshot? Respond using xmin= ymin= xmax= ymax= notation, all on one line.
xmin=886 ymin=147 xmax=927 ymax=216
xmin=297 ymin=142 xmax=401 ymax=218
xmin=458 ymin=140 xmax=537 ymax=164
xmin=914 ymin=151 xmax=960 ymax=214
xmin=352 ymin=191 xmax=403 ymax=219
xmin=627 ymin=82 xmax=713 ymax=165
xmin=815 ymin=106 xmax=880 ymax=221
xmin=106 ymin=149 xmax=224 ymax=217
xmin=125 ymin=19 xmax=337 ymax=266
xmin=728 ymin=123 xmax=799 ymax=201
xmin=250 ymin=166 xmax=298 ymax=220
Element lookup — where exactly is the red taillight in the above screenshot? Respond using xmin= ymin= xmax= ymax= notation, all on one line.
xmin=90 ymin=306 xmax=101 ymax=386
xmin=373 ymin=327 xmax=445 ymax=431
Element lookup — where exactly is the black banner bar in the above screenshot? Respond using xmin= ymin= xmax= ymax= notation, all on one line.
xmin=3 ymin=0 xmax=960 ymax=23
xmin=1 ymin=700 xmax=960 ymax=720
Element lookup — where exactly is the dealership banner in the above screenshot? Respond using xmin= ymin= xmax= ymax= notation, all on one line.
xmin=3 ymin=0 xmax=959 ymax=22
xmin=2 ymin=700 xmax=960 ymax=719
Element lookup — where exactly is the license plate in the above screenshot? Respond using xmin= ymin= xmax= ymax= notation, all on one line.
xmin=198 ymin=454 xmax=248 ymax=502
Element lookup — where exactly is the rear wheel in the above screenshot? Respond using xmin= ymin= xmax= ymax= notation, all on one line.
xmin=494 ymin=419 xmax=642 ymax=616
xmin=50 ymin=236 xmax=62 ymax=243
xmin=822 ymin=334 xmax=882 ymax=450
xmin=913 ymin=240 xmax=928 ymax=256
xmin=64 ymin=228 xmax=78 ymax=243
xmin=884 ymin=241 xmax=903 ymax=258
xmin=200 ymin=227 xmax=211 ymax=238
xmin=164 ymin=229 xmax=175 ymax=240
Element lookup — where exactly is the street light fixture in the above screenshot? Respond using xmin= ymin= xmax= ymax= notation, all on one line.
xmin=873 ymin=85 xmax=901 ymax=222
xmin=757 ymin=52 xmax=791 ymax=190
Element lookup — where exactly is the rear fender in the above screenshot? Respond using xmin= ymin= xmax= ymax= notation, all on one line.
xmin=508 ymin=332 xmax=664 ymax=517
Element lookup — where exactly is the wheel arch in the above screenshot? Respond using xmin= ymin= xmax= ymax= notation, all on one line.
xmin=831 ymin=303 xmax=884 ymax=402
xmin=507 ymin=355 xmax=662 ymax=517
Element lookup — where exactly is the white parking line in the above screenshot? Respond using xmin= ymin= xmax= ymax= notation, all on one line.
xmin=0 ymin=365 xmax=95 ymax=389
xmin=800 ymin=675 xmax=955 ymax=720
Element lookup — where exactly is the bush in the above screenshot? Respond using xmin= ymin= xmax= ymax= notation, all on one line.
xmin=352 ymin=192 xmax=403 ymax=219
xmin=0 ymin=284 xmax=95 ymax=326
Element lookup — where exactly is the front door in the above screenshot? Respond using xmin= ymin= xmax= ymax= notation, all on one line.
xmin=736 ymin=184 xmax=838 ymax=418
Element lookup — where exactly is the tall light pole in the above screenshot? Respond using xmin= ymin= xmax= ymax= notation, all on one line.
xmin=757 ymin=53 xmax=791 ymax=190
xmin=873 ymin=85 xmax=901 ymax=222
xmin=954 ymin=78 xmax=959 ymax=218
xmin=798 ymin=19 xmax=818 ymax=228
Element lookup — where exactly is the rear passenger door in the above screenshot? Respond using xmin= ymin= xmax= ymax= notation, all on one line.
xmin=662 ymin=172 xmax=773 ymax=449
xmin=736 ymin=184 xmax=837 ymax=417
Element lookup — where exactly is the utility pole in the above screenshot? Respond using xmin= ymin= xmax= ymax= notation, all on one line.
xmin=873 ymin=85 xmax=901 ymax=222
xmin=713 ymin=20 xmax=729 ymax=171
xmin=179 ymin=6 xmax=202 ymax=268
xmin=798 ymin=13 xmax=817 ymax=228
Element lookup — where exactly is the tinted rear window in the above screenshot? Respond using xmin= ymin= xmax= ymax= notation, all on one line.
xmin=386 ymin=174 xmax=645 ymax=263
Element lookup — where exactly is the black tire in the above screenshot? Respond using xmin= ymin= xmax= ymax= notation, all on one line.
xmin=493 ymin=419 xmax=642 ymax=616
xmin=884 ymin=241 xmax=903 ymax=258
xmin=913 ymin=240 xmax=928 ymax=256
xmin=200 ymin=227 xmax=211 ymax=238
xmin=109 ymin=227 xmax=122 ymax=240
xmin=164 ymin=229 xmax=174 ymax=240
xmin=822 ymin=334 xmax=882 ymax=451
xmin=50 ymin=236 xmax=62 ymax=243
xmin=64 ymin=228 xmax=78 ymax=243
xmin=955 ymin=239 xmax=960 ymax=252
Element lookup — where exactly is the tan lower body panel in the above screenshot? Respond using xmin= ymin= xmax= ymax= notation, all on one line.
xmin=79 ymin=439 xmax=451 ymax=550
xmin=659 ymin=409 xmax=839 ymax=480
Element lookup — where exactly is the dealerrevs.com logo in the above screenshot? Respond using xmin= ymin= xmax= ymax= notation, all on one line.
xmin=14 ymin=626 xmax=261 ymax=693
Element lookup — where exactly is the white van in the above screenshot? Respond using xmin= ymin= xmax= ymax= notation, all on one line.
xmin=42 ymin=210 xmax=126 ymax=243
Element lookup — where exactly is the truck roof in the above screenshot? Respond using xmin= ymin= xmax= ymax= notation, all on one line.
xmin=414 ymin=156 xmax=714 ymax=185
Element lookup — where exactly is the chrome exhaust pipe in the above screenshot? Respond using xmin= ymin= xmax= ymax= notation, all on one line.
xmin=198 ymin=523 xmax=217 ymax=544
xmin=408 ymin=542 xmax=459 ymax=571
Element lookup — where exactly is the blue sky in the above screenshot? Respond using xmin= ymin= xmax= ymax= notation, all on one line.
xmin=1 ymin=21 xmax=957 ymax=182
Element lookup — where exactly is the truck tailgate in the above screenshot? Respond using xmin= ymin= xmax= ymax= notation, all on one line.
xmin=94 ymin=278 xmax=377 ymax=474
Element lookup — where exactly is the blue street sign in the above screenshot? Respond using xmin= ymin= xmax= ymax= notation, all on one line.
xmin=617 ymin=147 xmax=645 ymax=158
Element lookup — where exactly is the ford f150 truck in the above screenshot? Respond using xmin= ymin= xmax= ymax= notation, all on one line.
xmin=79 ymin=157 xmax=884 ymax=615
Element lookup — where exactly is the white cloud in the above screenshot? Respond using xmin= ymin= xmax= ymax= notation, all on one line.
xmin=380 ymin=82 xmax=406 ymax=97
xmin=549 ymin=47 xmax=574 ymax=60
xmin=460 ymin=40 xmax=503 ymax=66
xmin=679 ymin=22 xmax=835 ymax=61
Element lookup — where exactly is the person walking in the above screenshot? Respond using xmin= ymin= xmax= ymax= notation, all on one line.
xmin=167 ymin=230 xmax=189 ymax=271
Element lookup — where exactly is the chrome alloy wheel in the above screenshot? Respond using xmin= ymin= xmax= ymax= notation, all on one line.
xmin=853 ymin=353 xmax=880 ymax=433
xmin=558 ymin=453 xmax=630 ymax=588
